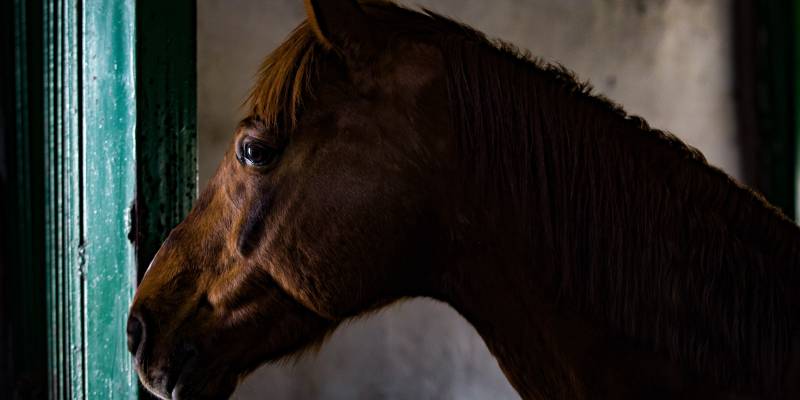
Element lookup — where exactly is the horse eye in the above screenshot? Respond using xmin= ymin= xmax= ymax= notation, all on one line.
xmin=238 ymin=139 xmax=279 ymax=168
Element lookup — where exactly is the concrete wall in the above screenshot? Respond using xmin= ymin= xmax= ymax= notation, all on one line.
xmin=197 ymin=1 xmax=736 ymax=399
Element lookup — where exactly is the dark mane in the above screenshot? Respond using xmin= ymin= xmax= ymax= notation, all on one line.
xmin=249 ymin=1 xmax=800 ymax=391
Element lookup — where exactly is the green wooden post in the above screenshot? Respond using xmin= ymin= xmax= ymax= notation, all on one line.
xmin=83 ymin=1 xmax=140 ymax=398
xmin=134 ymin=0 xmax=197 ymax=281
xmin=42 ymin=0 xmax=82 ymax=397
xmin=3 ymin=0 xmax=47 ymax=397
xmin=42 ymin=0 xmax=138 ymax=398
xmin=15 ymin=0 xmax=197 ymax=398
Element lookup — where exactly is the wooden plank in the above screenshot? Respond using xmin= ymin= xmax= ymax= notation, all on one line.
xmin=42 ymin=0 xmax=138 ymax=398
xmin=13 ymin=0 xmax=196 ymax=398
xmin=134 ymin=0 xmax=197 ymax=281
xmin=3 ymin=0 xmax=47 ymax=397
xmin=43 ymin=1 xmax=76 ymax=397
xmin=81 ymin=0 xmax=139 ymax=397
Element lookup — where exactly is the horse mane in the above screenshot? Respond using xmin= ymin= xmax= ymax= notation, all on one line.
xmin=248 ymin=1 xmax=800 ymax=391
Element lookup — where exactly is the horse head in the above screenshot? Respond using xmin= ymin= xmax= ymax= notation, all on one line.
xmin=128 ymin=1 xmax=454 ymax=398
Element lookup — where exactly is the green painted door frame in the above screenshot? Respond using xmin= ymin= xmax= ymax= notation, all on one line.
xmin=43 ymin=1 xmax=138 ymax=397
xmin=0 ymin=0 xmax=47 ymax=399
xmin=135 ymin=0 xmax=197 ymax=282
xmin=2 ymin=0 xmax=47 ymax=398
xmin=7 ymin=0 xmax=196 ymax=398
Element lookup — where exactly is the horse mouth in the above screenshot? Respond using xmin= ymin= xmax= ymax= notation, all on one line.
xmin=139 ymin=345 xmax=206 ymax=400
xmin=166 ymin=352 xmax=198 ymax=400
xmin=166 ymin=352 xmax=238 ymax=400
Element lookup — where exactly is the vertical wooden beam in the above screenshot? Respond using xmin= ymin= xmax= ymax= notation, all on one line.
xmin=3 ymin=0 xmax=47 ymax=397
xmin=134 ymin=0 xmax=197 ymax=281
xmin=42 ymin=0 xmax=81 ymax=397
xmin=12 ymin=0 xmax=196 ymax=398
xmin=82 ymin=0 xmax=139 ymax=397
xmin=43 ymin=0 xmax=138 ymax=398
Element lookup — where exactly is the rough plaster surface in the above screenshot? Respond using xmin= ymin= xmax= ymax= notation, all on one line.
xmin=197 ymin=1 xmax=736 ymax=398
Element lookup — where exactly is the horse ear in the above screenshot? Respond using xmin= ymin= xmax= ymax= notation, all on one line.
xmin=303 ymin=0 xmax=370 ymax=50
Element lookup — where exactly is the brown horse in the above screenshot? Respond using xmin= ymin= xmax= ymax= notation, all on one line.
xmin=127 ymin=0 xmax=800 ymax=398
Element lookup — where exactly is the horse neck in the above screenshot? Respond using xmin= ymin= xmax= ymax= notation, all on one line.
xmin=434 ymin=74 xmax=800 ymax=397
xmin=437 ymin=235 xmax=590 ymax=399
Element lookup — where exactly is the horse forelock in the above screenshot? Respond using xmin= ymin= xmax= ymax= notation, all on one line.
xmin=247 ymin=21 xmax=328 ymax=134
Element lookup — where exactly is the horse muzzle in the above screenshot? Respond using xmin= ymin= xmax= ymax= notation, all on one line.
xmin=127 ymin=307 xmax=217 ymax=399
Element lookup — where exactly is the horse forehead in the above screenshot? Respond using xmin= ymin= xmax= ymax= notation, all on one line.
xmin=385 ymin=42 xmax=443 ymax=86
xmin=356 ymin=42 xmax=443 ymax=100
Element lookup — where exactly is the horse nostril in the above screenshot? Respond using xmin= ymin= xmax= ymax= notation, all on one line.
xmin=127 ymin=311 xmax=146 ymax=356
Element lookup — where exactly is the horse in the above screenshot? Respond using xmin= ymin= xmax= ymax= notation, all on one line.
xmin=127 ymin=0 xmax=800 ymax=398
